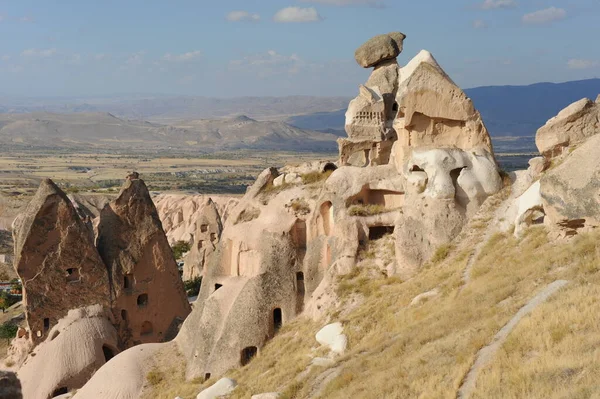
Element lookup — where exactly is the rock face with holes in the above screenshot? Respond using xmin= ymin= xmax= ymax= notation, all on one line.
xmin=540 ymin=133 xmax=600 ymax=235
xmin=11 ymin=179 xmax=110 ymax=346
xmin=536 ymin=97 xmax=600 ymax=159
xmin=96 ymin=173 xmax=191 ymax=347
xmin=16 ymin=305 xmax=119 ymax=399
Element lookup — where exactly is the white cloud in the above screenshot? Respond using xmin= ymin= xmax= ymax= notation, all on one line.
xmin=567 ymin=59 xmax=600 ymax=70
xmin=162 ymin=50 xmax=202 ymax=62
xmin=522 ymin=7 xmax=566 ymax=25
xmin=226 ymin=10 xmax=260 ymax=22
xmin=273 ymin=7 xmax=322 ymax=23
xmin=479 ymin=0 xmax=516 ymax=10
xmin=1 ymin=55 xmax=10 ymax=61
xmin=21 ymin=48 xmax=56 ymax=57
xmin=299 ymin=0 xmax=384 ymax=6
xmin=230 ymin=50 xmax=313 ymax=78
xmin=472 ymin=19 xmax=487 ymax=29
xmin=126 ymin=51 xmax=145 ymax=66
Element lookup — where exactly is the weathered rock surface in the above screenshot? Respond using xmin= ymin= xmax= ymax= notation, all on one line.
xmin=72 ymin=343 xmax=165 ymax=399
xmin=97 ymin=173 xmax=191 ymax=346
xmin=536 ymin=97 xmax=600 ymax=158
xmin=540 ymin=133 xmax=600 ymax=233
xmin=354 ymin=31 xmax=406 ymax=68
xmin=12 ymin=179 xmax=110 ymax=345
xmin=17 ymin=305 xmax=118 ymax=399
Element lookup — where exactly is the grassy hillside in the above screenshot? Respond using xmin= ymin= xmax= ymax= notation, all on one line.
xmin=144 ymin=183 xmax=600 ymax=399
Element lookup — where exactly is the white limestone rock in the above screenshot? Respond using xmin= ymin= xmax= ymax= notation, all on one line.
xmin=316 ymin=322 xmax=348 ymax=354
xmin=197 ymin=378 xmax=237 ymax=399
xmin=251 ymin=393 xmax=281 ymax=399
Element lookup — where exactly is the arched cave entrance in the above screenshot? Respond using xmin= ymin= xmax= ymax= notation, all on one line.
xmin=241 ymin=346 xmax=258 ymax=366
xmin=137 ymin=293 xmax=148 ymax=307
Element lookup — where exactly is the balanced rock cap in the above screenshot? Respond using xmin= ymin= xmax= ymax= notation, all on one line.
xmin=354 ymin=31 xmax=406 ymax=68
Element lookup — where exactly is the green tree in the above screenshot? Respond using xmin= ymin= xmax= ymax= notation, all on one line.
xmin=171 ymin=241 xmax=191 ymax=260
xmin=0 ymin=322 xmax=17 ymax=344
xmin=183 ymin=276 xmax=202 ymax=297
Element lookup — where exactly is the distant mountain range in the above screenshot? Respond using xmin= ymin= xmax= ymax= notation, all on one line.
xmin=0 ymin=113 xmax=340 ymax=153
xmin=0 ymin=79 xmax=598 ymax=153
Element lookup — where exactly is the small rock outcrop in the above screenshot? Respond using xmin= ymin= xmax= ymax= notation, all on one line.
xmin=97 ymin=173 xmax=191 ymax=346
xmin=197 ymin=378 xmax=237 ymax=399
xmin=12 ymin=179 xmax=110 ymax=345
xmin=536 ymin=96 xmax=600 ymax=158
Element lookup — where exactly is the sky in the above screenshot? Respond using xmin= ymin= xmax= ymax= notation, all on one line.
xmin=0 ymin=0 xmax=598 ymax=97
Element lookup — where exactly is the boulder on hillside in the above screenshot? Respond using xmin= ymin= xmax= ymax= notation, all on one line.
xmin=96 ymin=173 xmax=191 ymax=347
xmin=354 ymin=32 xmax=406 ymax=68
xmin=536 ymin=97 xmax=600 ymax=158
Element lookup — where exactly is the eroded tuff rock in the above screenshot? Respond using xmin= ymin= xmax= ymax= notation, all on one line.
xmin=354 ymin=31 xmax=406 ymax=68
xmin=540 ymin=133 xmax=600 ymax=234
xmin=17 ymin=305 xmax=118 ymax=399
xmin=97 ymin=173 xmax=191 ymax=346
xmin=154 ymin=194 xmax=238 ymax=280
xmin=536 ymin=97 xmax=600 ymax=158
xmin=12 ymin=179 xmax=110 ymax=345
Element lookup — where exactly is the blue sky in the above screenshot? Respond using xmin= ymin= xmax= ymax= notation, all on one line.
xmin=0 ymin=0 xmax=598 ymax=97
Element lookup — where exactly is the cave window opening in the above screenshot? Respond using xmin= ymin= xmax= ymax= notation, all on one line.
xmin=214 ymin=283 xmax=222 ymax=291
xmin=137 ymin=293 xmax=148 ymax=307
xmin=121 ymin=309 xmax=127 ymax=321
xmin=410 ymin=165 xmax=424 ymax=172
xmin=52 ymin=387 xmax=68 ymax=397
xmin=241 ymin=346 xmax=258 ymax=366
xmin=197 ymin=240 xmax=204 ymax=250
xmin=141 ymin=321 xmax=153 ymax=336
xmin=369 ymin=226 xmax=395 ymax=241
xmin=273 ymin=308 xmax=283 ymax=333
xmin=323 ymin=163 xmax=337 ymax=172
xmin=66 ymin=268 xmax=80 ymax=282
xmin=205 ymin=373 xmax=211 ymax=381
xmin=43 ymin=318 xmax=50 ymax=331
xmin=200 ymin=224 xmax=208 ymax=233
xmin=124 ymin=274 xmax=133 ymax=290
xmin=102 ymin=345 xmax=115 ymax=362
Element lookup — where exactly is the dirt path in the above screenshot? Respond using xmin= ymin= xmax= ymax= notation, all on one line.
xmin=456 ymin=279 xmax=569 ymax=399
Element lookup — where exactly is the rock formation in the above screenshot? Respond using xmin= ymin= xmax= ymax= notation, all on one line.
xmin=57 ymin=32 xmax=505 ymax=396
xmin=536 ymin=96 xmax=600 ymax=159
xmin=17 ymin=305 xmax=118 ymax=399
xmin=155 ymin=193 xmax=238 ymax=280
xmin=97 ymin=173 xmax=191 ymax=346
xmin=12 ymin=179 xmax=110 ymax=345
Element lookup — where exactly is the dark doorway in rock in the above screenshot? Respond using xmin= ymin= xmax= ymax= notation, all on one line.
xmin=273 ymin=308 xmax=283 ymax=333
xmin=121 ymin=309 xmax=127 ymax=321
xmin=369 ymin=226 xmax=394 ymax=240
xmin=410 ymin=165 xmax=425 ymax=172
xmin=124 ymin=274 xmax=133 ymax=290
xmin=197 ymin=240 xmax=204 ymax=250
xmin=102 ymin=345 xmax=115 ymax=362
xmin=137 ymin=293 xmax=148 ymax=307
xmin=214 ymin=284 xmax=222 ymax=291
xmin=141 ymin=321 xmax=153 ymax=336
xmin=241 ymin=346 xmax=258 ymax=366
xmin=200 ymin=224 xmax=208 ymax=233
xmin=52 ymin=387 xmax=68 ymax=397
xmin=296 ymin=272 xmax=305 ymax=313
xmin=43 ymin=318 xmax=50 ymax=331
xmin=204 ymin=373 xmax=211 ymax=381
